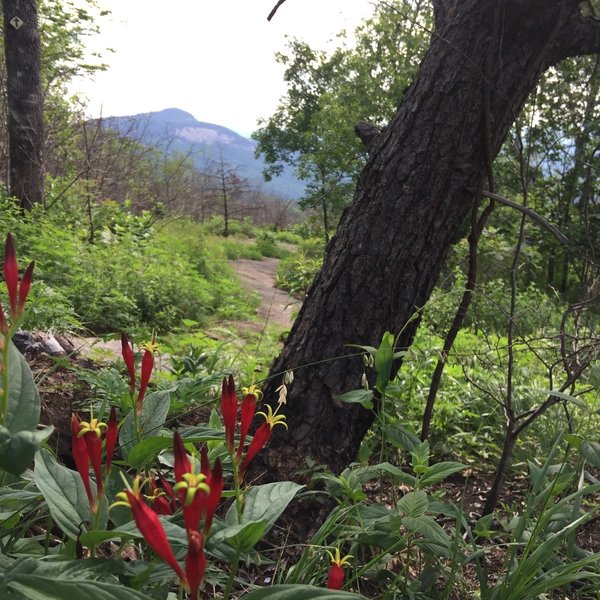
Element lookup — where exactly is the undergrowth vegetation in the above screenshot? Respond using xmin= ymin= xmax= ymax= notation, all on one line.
xmin=0 ymin=197 xmax=278 ymax=335
xmin=0 ymin=220 xmax=598 ymax=599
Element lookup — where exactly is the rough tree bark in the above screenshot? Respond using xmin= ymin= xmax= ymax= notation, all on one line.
xmin=2 ymin=0 xmax=44 ymax=209
xmin=251 ymin=0 xmax=600 ymax=482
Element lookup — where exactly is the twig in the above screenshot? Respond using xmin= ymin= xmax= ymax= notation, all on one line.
xmin=466 ymin=188 xmax=569 ymax=244
xmin=267 ymin=0 xmax=288 ymax=21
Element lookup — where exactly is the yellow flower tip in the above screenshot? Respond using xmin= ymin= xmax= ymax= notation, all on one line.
xmin=257 ymin=404 xmax=288 ymax=430
xmin=110 ymin=491 xmax=132 ymax=510
xmin=242 ymin=384 xmax=263 ymax=401
xmin=326 ymin=547 xmax=353 ymax=567
xmin=141 ymin=338 xmax=158 ymax=354
xmin=174 ymin=472 xmax=211 ymax=506
xmin=78 ymin=418 xmax=107 ymax=438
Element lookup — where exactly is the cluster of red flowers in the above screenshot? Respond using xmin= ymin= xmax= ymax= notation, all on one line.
xmin=114 ymin=433 xmax=223 ymax=600
xmin=121 ymin=332 xmax=155 ymax=415
xmin=71 ymin=407 xmax=118 ymax=513
xmin=0 ymin=233 xmax=34 ymax=335
xmin=221 ymin=375 xmax=287 ymax=478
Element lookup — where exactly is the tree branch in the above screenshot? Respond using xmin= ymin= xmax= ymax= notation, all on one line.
xmin=267 ymin=0 xmax=288 ymax=21
xmin=466 ymin=188 xmax=569 ymax=244
xmin=554 ymin=12 xmax=600 ymax=61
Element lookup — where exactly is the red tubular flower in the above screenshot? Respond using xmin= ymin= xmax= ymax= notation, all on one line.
xmin=2 ymin=234 xmax=34 ymax=319
xmin=221 ymin=375 xmax=238 ymax=453
xmin=173 ymin=431 xmax=191 ymax=481
xmin=173 ymin=432 xmax=210 ymax=533
xmin=18 ymin=260 xmax=34 ymax=315
xmin=185 ymin=530 xmax=206 ymax=600
xmin=327 ymin=564 xmax=345 ymax=590
xmin=125 ymin=489 xmax=188 ymax=586
xmin=157 ymin=472 xmax=177 ymax=511
xmin=4 ymin=234 xmax=18 ymax=316
xmin=121 ymin=333 xmax=136 ymax=396
xmin=0 ymin=303 xmax=8 ymax=335
xmin=104 ymin=406 xmax=118 ymax=475
xmin=200 ymin=446 xmax=223 ymax=534
xmin=326 ymin=548 xmax=352 ymax=590
xmin=83 ymin=426 xmax=104 ymax=496
xmin=240 ymin=404 xmax=287 ymax=476
xmin=240 ymin=422 xmax=271 ymax=476
xmin=136 ymin=342 xmax=155 ymax=414
xmin=147 ymin=478 xmax=174 ymax=516
xmin=70 ymin=414 xmax=96 ymax=512
xmin=237 ymin=393 xmax=257 ymax=461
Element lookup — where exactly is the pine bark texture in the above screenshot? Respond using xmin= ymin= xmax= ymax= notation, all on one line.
xmin=2 ymin=0 xmax=44 ymax=209
xmin=252 ymin=0 xmax=600 ymax=482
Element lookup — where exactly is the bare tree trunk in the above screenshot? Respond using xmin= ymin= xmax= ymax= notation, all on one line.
xmin=2 ymin=0 xmax=44 ymax=209
xmin=249 ymin=1 xmax=600 ymax=482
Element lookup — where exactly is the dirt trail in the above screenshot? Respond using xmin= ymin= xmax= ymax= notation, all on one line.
xmin=66 ymin=256 xmax=297 ymax=361
xmin=229 ymin=257 xmax=297 ymax=330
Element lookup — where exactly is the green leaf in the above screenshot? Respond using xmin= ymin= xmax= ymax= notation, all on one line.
xmin=7 ymin=576 xmax=151 ymax=600
xmin=127 ymin=426 xmax=225 ymax=470
xmin=410 ymin=441 xmax=430 ymax=472
xmin=416 ymin=462 xmax=465 ymax=489
xmin=79 ymin=529 xmax=136 ymax=546
xmin=397 ymin=491 xmax=428 ymax=517
xmin=383 ymin=423 xmax=421 ymax=452
xmin=0 ymin=428 xmax=53 ymax=476
xmin=334 ymin=389 xmax=374 ymax=409
xmin=374 ymin=331 xmax=394 ymax=394
xmin=126 ymin=436 xmax=172 ymax=470
xmin=241 ymin=584 xmax=368 ymax=599
xmin=402 ymin=515 xmax=451 ymax=557
xmin=33 ymin=449 xmax=106 ymax=539
xmin=587 ymin=364 xmax=600 ymax=390
xmin=534 ymin=389 xmax=587 ymax=409
xmin=211 ymin=520 xmax=267 ymax=552
xmin=6 ymin=342 xmax=40 ymax=433
xmin=242 ymin=482 xmax=305 ymax=530
xmin=119 ymin=390 xmax=171 ymax=457
xmin=353 ymin=462 xmax=416 ymax=487
xmin=581 ymin=441 xmax=600 ymax=467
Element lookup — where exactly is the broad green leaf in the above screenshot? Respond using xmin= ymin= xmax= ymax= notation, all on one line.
xmin=242 ymin=584 xmax=368 ymax=599
xmin=6 ymin=342 xmax=40 ymax=433
xmin=242 ymin=482 xmax=304 ymax=530
xmin=334 ymin=389 xmax=374 ymax=409
xmin=8 ymin=576 xmax=151 ymax=600
xmin=33 ymin=449 xmax=106 ymax=539
xmin=179 ymin=425 xmax=225 ymax=441
xmin=410 ymin=441 xmax=430 ymax=473
xmin=397 ymin=490 xmax=428 ymax=517
xmin=0 ymin=428 xmax=53 ymax=476
xmin=374 ymin=331 xmax=394 ymax=394
xmin=581 ymin=441 xmax=600 ymax=467
xmin=80 ymin=529 xmax=136 ymax=546
xmin=402 ymin=515 xmax=451 ymax=557
xmin=383 ymin=423 xmax=421 ymax=452
xmin=119 ymin=389 xmax=171 ymax=457
xmin=354 ymin=462 xmax=416 ymax=487
xmin=588 ymin=364 xmax=600 ymax=390
xmin=416 ymin=461 xmax=465 ymax=489
xmin=210 ymin=520 xmax=267 ymax=552
xmin=126 ymin=436 xmax=172 ymax=470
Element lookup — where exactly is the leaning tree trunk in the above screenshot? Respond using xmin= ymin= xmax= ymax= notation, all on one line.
xmin=2 ymin=0 xmax=44 ymax=209
xmin=251 ymin=0 xmax=600 ymax=482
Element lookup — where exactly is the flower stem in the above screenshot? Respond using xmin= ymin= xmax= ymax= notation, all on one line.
xmin=223 ymin=550 xmax=240 ymax=600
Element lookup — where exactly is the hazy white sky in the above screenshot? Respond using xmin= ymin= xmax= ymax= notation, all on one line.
xmin=73 ymin=0 xmax=376 ymax=137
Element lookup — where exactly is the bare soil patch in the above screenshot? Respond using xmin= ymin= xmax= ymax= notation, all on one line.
xmin=229 ymin=257 xmax=297 ymax=330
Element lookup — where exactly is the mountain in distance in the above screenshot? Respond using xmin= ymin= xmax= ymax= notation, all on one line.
xmin=103 ymin=108 xmax=305 ymax=200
